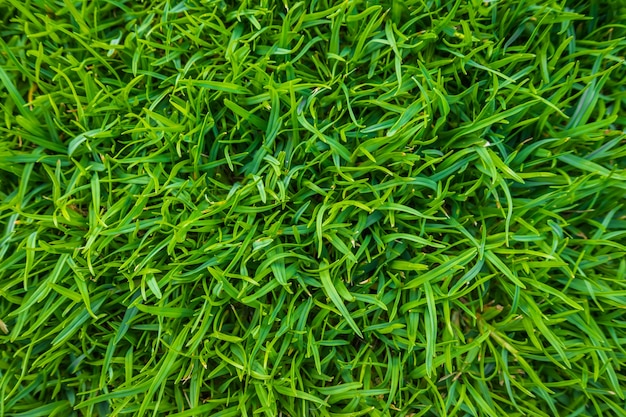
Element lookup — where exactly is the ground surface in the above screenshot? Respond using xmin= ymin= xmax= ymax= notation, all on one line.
xmin=1 ymin=0 xmax=626 ymax=416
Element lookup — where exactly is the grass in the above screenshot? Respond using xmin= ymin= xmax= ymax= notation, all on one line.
xmin=1 ymin=0 xmax=626 ymax=416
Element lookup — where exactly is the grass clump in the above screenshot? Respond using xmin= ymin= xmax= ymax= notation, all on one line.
xmin=1 ymin=0 xmax=626 ymax=416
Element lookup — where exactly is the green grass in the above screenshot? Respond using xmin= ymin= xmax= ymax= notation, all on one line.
xmin=1 ymin=0 xmax=626 ymax=416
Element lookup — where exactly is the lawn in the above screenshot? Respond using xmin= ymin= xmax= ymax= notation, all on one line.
xmin=1 ymin=0 xmax=626 ymax=416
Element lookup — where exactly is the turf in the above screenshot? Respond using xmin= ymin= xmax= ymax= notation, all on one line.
xmin=1 ymin=0 xmax=626 ymax=416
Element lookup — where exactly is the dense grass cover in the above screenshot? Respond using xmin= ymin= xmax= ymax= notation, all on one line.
xmin=1 ymin=0 xmax=626 ymax=416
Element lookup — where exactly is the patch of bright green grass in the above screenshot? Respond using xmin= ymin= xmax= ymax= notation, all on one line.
xmin=1 ymin=0 xmax=626 ymax=416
